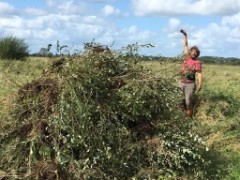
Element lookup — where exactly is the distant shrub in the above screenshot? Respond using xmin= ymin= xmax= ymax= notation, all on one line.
xmin=0 ymin=36 xmax=29 ymax=60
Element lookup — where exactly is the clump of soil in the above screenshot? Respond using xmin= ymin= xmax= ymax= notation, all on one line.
xmin=16 ymin=77 xmax=60 ymax=120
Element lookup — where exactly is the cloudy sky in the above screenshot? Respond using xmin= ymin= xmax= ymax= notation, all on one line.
xmin=1 ymin=0 xmax=240 ymax=57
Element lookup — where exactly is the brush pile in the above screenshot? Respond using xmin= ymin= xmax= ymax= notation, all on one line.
xmin=0 ymin=48 xmax=208 ymax=179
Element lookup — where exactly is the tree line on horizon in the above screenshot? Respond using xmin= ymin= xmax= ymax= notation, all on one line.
xmin=0 ymin=35 xmax=240 ymax=65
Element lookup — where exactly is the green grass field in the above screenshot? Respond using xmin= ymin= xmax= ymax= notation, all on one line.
xmin=0 ymin=57 xmax=240 ymax=179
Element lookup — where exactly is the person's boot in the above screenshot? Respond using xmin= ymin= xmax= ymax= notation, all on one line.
xmin=178 ymin=99 xmax=187 ymax=110
xmin=186 ymin=109 xmax=193 ymax=118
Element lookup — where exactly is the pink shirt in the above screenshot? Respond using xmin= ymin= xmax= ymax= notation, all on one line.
xmin=180 ymin=57 xmax=202 ymax=82
xmin=181 ymin=57 xmax=202 ymax=73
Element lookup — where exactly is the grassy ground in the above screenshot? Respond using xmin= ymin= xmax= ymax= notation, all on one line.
xmin=199 ymin=64 xmax=240 ymax=180
xmin=1 ymin=58 xmax=240 ymax=179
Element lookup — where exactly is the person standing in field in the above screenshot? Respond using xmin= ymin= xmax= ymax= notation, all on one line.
xmin=179 ymin=29 xmax=203 ymax=118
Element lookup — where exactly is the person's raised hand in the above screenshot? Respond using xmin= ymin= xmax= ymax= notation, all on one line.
xmin=180 ymin=29 xmax=187 ymax=36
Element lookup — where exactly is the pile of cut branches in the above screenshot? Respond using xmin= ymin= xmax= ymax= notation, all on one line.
xmin=0 ymin=48 xmax=209 ymax=179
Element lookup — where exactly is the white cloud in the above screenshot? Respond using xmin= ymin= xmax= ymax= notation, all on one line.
xmin=45 ymin=0 xmax=86 ymax=14
xmin=82 ymin=15 xmax=104 ymax=25
xmin=122 ymin=26 xmax=152 ymax=42
xmin=161 ymin=18 xmax=182 ymax=41
xmin=25 ymin=8 xmax=47 ymax=16
xmin=46 ymin=0 xmax=58 ymax=7
xmin=168 ymin=18 xmax=181 ymax=31
xmin=0 ymin=2 xmax=15 ymax=15
xmin=58 ymin=0 xmax=86 ymax=14
xmin=37 ymin=28 xmax=58 ymax=40
xmin=131 ymin=0 xmax=240 ymax=16
xmin=88 ymin=0 xmax=109 ymax=2
xmin=221 ymin=13 xmax=240 ymax=27
xmin=102 ymin=5 xmax=120 ymax=16
xmin=0 ymin=16 xmax=24 ymax=28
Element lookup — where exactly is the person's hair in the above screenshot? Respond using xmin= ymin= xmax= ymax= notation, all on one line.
xmin=190 ymin=46 xmax=200 ymax=57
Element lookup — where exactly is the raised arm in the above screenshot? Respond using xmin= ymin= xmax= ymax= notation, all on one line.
xmin=180 ymin=29 xmax=189 ymax=55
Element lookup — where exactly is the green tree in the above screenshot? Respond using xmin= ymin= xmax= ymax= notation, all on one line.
xmin=0 ymin=36 xmax=29 ymax=60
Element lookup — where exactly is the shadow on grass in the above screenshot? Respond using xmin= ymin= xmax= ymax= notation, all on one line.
xmin=200 ymin=149 xmax=231 ymax=180
xmin=225 ymin=152 xmax=240 ymax=180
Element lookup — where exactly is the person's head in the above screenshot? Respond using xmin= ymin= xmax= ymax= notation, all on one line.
xmin=189 ymin=46 xmax=200 ymax=59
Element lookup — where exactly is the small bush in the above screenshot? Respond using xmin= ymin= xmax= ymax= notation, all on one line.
xmin=0 ymin=36 xmax=29 ymax=60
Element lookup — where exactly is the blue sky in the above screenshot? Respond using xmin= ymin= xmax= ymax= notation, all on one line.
xmin=1 ymin=0 xmax=240 ymax=57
